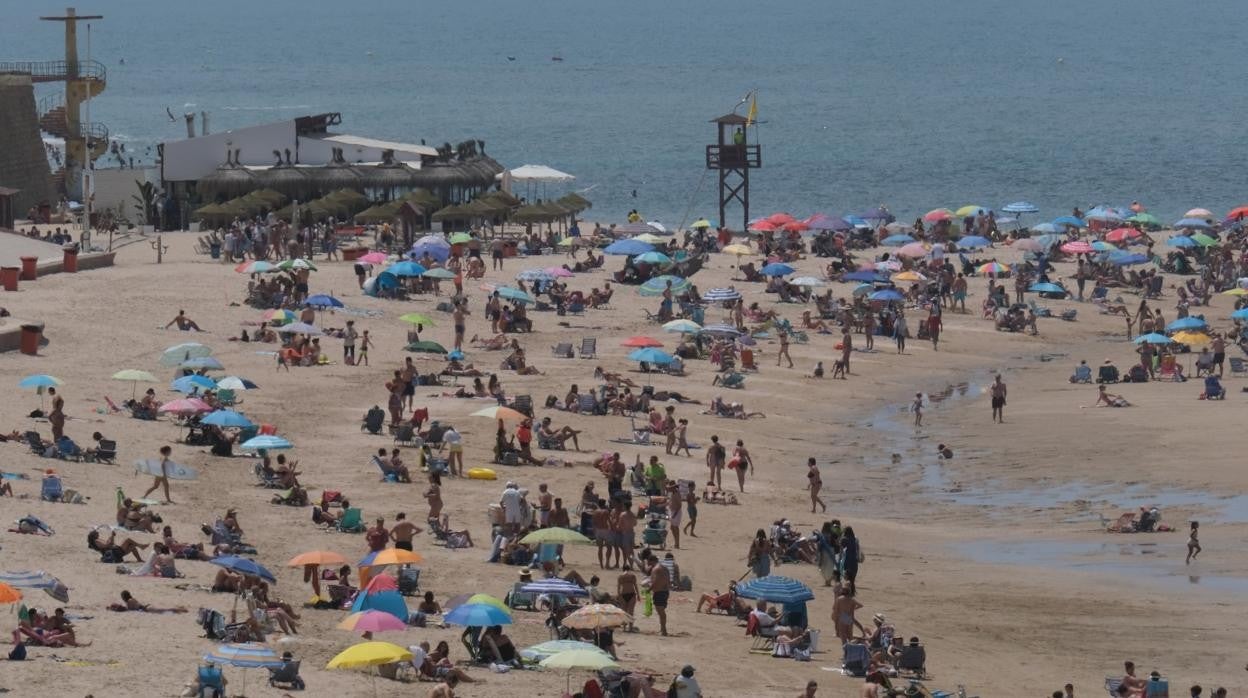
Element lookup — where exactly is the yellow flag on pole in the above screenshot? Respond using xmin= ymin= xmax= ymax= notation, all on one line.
xmin=745 ymin=91 xmax=758 ymax=126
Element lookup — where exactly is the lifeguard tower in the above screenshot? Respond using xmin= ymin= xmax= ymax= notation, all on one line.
xmin=705 ymin=112 xmax=761 ymax=231
xmin=0 ymin=7 xmax=107 ymax=199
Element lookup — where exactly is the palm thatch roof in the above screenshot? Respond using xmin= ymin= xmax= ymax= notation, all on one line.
xmin=354 ymin=200 xmax=404 ymax=224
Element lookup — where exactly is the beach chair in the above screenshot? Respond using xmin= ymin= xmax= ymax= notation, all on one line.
xmin=216 ymin=389 xmax=240 ymax=407
xmin=739 ymin=349 xmax=757 ymax=370
xmin=745 ymin=614 xmax=775 ymax=653
xmin=1157 ymin=355 xmax=1180 ymax=381
xmin=93 ymin=439 xmax=118 ymax=464
xmin=577 ymin=393 xmax=599 ymax=414
xmin=537 ymin=432 xmax=566 ymax=450
xmin=842 ymin=641 xmax=870 ymax=677
xmin=397 ymin=567 xmax=421 ymax=595
xmin=197 ymin=665 xmax=227 ymax=698
xmin=552 ymin=342 xmax=574 ymax=358
xmin=579 ymin=337 xmax=597 ymax=359
xmin=505 ymin=582 xmax=537 ymax=611
xmin=1027 ymin=299 xmax=1052 ymax=317
xmin=40 ymin=475 xmax=63 ymax=502
xmin=268 ymin=660 xmax=305 ymax=690
xmin=1229 ymin=357 xmax=1247 ymax=375
xmin=712 ymin=372 xmax=746 ymax=389
xmin=897 ymin=644 xmax=927 ymax=678
xmin=567 ymin=298 xmax=586 ymax=315
xmin=336 ymin=508 xmax=366 ymax=533
xmin=1203 ymin=375 xmax=1225 ymax=400
xmin=1096 ymin=365 xmax=1120 ymax=384
xmin=372 ymin=456 xmax=400 ymax=483
xmin=512 ymin=394 xmax=534 ymax=417
xmin=393 ymin=424 xmax=418 ymax=446
xmin=25 ymin=431 xmax=49 ymax=457
xmin=1060 ymin=308 xmax=1078 ymax=321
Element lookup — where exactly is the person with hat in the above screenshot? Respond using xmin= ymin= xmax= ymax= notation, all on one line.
xmin=672 ymin=665 xmax=701 ymax=698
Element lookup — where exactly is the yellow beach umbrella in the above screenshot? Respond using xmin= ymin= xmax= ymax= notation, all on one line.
xmin=1172 ymin=331 xmax=1211 ymax=346
xmin=955 ymin=205 xmax=987 ymax=217
xmin=542 ymin=648 xmax=620 ymax=692
xmin=1221 ymin=288 xmax=1248 ymax=296
xmin=445 ymin=593 xmax=511 ymax=614
xmin=327 ymin=641 xmax=412 ymax=669
xmin=521 ymin=527 xmax=593 ymax=545
xmin=632 ymin=233 xmax=666 ymax=244
xmin=562 ymin=603 xmax=632 ymax=630
xmin=398 ymin=313 xmax=437 ymax=326
xmin=362 ymin=548 xmax=424 ymax=566
xmin=891 ymin=270 xmax=928 ymax=283
xmin=722 ymin=243 xmax=752 ymax=256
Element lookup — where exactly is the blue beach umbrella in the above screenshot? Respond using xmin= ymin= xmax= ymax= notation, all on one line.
xmin=201 ymin=409 xmax=254 ymax=428
xmin=304 ymin=294 xmax=343 ymax=309
xmin=881 ymin=234 xmax=915 ymax=247
xmin=1090 ymin=241 xmax=1116 ymax=252
xmin=639 ymin=275 xmax=690 ymax=297
xmin=1107 ymin=251 xmax=1149 ymax=266
xmin=18 ymin=374 xmax=62 ymax=389
xmin=735 ymin=575 xmax=815 ymax=604
xmin=386 ymin=261 xmax=427 ymax=277
xmin=1030 ymin=223 xmax=1061 ymax=234
xmin=843 ymin=215 xmax=869 ymax=228
xmin=350 ymin=589 xmax=410 ymax=621
xmin=1002 ymin=201 xmax=1039 ymax=215
xmin=634 ymin=251 xmax=672 ymax=265
xmin=1133 ymin=333 xmax=1173 ymax=345
xmin=171 ymin=374 xmax=217 ymax=393
xmin=516 ymin=269 xmax=554 ymax=282
xmin=203 ymin=642 xmax=283 ymax=669
xmin=842 ymin=270 xmax=887 ymax=283
xmin=1231 ymin=308 xmax=1248 ymax=320
xmin=699 ymin=324 xmax=742 ymax=337
xmin=869 ymin=289 xmax=905 ymax=302
xmin=1028 ymin=282 xmax=1067 ymax=294
xmin=957 ymin=236 xmax=991 ymax=249
xmin=604 ymin=239 xmax=654 ymax=256
xmin=445 ymin=602 xmax=513 ymax=627
xmin=209 ymin=556 xmax=276 ymax=583
xmin=1051 ymin=216 xmax=1085 ymax=227
xmin=701 ymin=287 xmax=742 ymax=303
xmin=1166 ymin=317 xmax=1207 ymax=332
xmin=240 ymin=435 xmax=293 ymax=450
xmin=493 ymin=286 xmax=536 ymax=304
xmin=411 ymin=234 xmax=452 ymax=262
xmin=1085 ymin=206 xmax=1122 ymax=222
xmin=856 ymin=207 xmax=893 ymax=222
xmin=1174 ymin=217 xmax=1212 ymax=229
xmin=760 ymin=263 xmax=796 ymax=277
xmin=1168 ymin=236 xmax=1197 ymax=248
xmin=628 ymin=348 xmax=674 ymax=365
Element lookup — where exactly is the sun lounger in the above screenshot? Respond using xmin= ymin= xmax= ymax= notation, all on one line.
xmin=842 ymin=641 xmax=870 ymax=677
xmin=1230 ymin=357 xmax=1247 ymax=375
xmin=512 ymin=394 xmax=533 ymax=417
xmin=579 ymin=337 xmax=597 ymax=359
xmin=40 ymin=476 xmax=63 ymax=502
xmin=505 ymin=581 xmax=537 ymax=611
xmin=91 ymin=439 xmax=118 ymax=463
xmin=552 ymin=342 xmax=574 ymax=358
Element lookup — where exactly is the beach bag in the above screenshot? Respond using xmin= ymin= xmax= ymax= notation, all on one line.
xmin=8 ymin=642 xmax=26 ymax=661
xmin=642 ymin=589 xmax=654 ymax=617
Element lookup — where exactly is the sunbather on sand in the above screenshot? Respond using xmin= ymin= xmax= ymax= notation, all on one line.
xmin=88 ymin=528 xmax=146 ymax=562
xmin=470 ymin=334 xmax=510 ymax=350
xmin=595 ymin=366 xmax=639 ymax=387
xmin=1094 ymin=385 xmax=1131 ymax=408
xmin=539 ymin=417 xmax=582 ymax=450
xmin=703 ymin=396 xmax=766 ymax=419
xmin=165 ymin=309 xmax=204 ymax=332
xmin=108 ymin=589 xmax=187 ymax=613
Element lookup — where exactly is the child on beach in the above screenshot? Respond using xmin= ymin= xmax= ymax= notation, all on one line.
xmin=358 ymin=330 xmax=373 ymax=366
xmin=912 ymin=393 xmax=924 ymax=427
xmin=1186 ymin=521 xmax=1201 ymax=564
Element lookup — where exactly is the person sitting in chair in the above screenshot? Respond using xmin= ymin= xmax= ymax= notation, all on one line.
xmin=539 ymin=417 xmax=582 ymax=450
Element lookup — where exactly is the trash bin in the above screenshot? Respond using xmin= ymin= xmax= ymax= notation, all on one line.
xmin=20 ymin=324 xmax=42 ymax=355
xmin=19 ymin=256 xmax=38 ymax=280
xmin=62 ymin=246 xmax=78 ymax=273
xmin=0 ymin=267 xmax=17 ymax=292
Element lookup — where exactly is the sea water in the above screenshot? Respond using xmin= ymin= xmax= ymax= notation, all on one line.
xmin=4 ymin=0 xmax=1246 ymax=225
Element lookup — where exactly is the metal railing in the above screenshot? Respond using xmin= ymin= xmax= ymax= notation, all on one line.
xmin=37 ymin=91 xmax=64 ymax=116
xmin=0 ymin=59 xmax=106 ymax=83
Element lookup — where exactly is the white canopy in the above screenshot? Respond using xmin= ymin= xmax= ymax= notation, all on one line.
xmin=495 ymin=164 xmax=575 ymax=183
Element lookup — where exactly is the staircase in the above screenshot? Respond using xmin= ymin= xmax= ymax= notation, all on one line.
xmin=35 ymin=88 xmax=108 ymax=162
xmin=0 ymin=59 xmax=106 ymax=93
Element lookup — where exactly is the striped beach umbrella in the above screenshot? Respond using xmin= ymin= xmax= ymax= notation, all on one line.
xmin=521 ymin=578 xmax=590 ymax=596
xmin=203 ymin=642 xmax=283 ymax=668
xmin=701 ymin=287 xmax=742 ymax=303
xmin=735 ymin=575 xmax=814 ymax=604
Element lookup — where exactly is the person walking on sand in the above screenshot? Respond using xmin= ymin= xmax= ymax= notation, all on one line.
xmin=806 ymin=457 xmax=827 ymax=513
xmin=648 ymin=555 xmax=671 ymax=636
xmin=1186 ymin=521 xmax=1201 ymax=564
xmin=706 ymin=435 xmax=726 ymax=488
xmin=777 ymin=330 xmax=794 ymax=368
xmin=912 ymin=393 xmax=924 ymax=427
xmin=682 ymin=487 xmax=699 ymax=537
xmin=842 ymin=329 xmax=855 ymax=369
xmin=343 ymin=320 xmax=359 ymax=365
xmin=358 ymin=329 xmax=373 ymax=366
xmin=729 ymin=439 xmax=753 ymax=492
xmin=143 ymin=445 xmax=175 ymax=504
xmin=452 ymin=301 xmax=469 ymax=351
xmin=991 ymin=374 xmax=1007 ymax=423
xmin=893 ymin=312 xmax=908 ymax=354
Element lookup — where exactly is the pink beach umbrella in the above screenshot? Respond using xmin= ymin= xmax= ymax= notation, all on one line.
xmin=1105 ymin=228 xmax=1141 ymax=243
xmin=363 ymin=574 xmax=399 ymax=594
xmin=544 ymin=267 xmax=574 ymax=278
xmin=748 ymin=220 xmax=778 ymax=232
xmin=158 ymin=398 xmax=213 ymax=415
xmin=1060 ymin=241 xmax=1094 ymax=254
xmin=337 ymin=609 xmax=408 ymax=635
xmin=358 ymin=252 xmax=390 ymax=265
xmin=765 ymin=212 xmax=796 ymax=226
xmin=922 ymin=209 xmax=954 ymax=223
xmin=896 ymin=242 xmax=932 ymax=258
xmin=1185 ymin=208 xmax=1213 ymax=219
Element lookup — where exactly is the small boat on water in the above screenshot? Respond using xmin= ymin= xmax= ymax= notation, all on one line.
xmin=551 ymin=55 xmax=563 ymax=62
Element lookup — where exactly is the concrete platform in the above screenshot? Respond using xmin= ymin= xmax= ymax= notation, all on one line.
xmin=0 ymin=232 xmax=65 ymax=266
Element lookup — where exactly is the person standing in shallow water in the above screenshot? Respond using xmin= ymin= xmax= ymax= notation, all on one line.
xmin=912 ymin=393 xmax=923 ymax=427
xmin=991 ymin=374 xmax=1007 ymax=423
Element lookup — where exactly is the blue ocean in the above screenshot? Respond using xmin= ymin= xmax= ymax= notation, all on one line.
xmin=4 ymin=0 xmax=1246 ymax=226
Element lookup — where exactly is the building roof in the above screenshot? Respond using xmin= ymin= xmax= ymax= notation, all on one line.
xmin=494 ymin=164 xmax=575 ymax=182
xmin=0 ymin=186 xmax=20 ymax=196
xmin=316 ymin=134 xmax=437 ymax=158
xmin=711 ymin=113 xmax=749 ymax=125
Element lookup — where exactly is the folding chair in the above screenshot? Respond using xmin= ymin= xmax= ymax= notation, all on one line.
xmin=552 ymin=342 xmax=574 ymax=358
xmin=512 ymin=394 xmax=533 ymax=417
xmin=579 ymin=337 xmax=597 ymax=359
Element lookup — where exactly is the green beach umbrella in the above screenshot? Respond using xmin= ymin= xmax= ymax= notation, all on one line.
xmin=398 ymin=313 xmax=437 ymax=326
xmin=448 ymin=232 xmax=473 ymax=244
xmin=405 ymin=341 xmax=447 ymax=355
xmin=1191 ymin=233 xmax=1218 ymax=247
xmin=420 ymin=268 xmax=457 ymax=280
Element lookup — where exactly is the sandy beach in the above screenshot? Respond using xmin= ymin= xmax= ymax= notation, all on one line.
xmin=1 ymin=229 xmax=1245 ymax=698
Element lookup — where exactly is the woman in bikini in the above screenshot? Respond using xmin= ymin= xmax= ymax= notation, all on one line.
xmin=748 ymin=529 xmax=772 ymax=578
xmin=806 ymin=457 xmax=827 ymax=513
